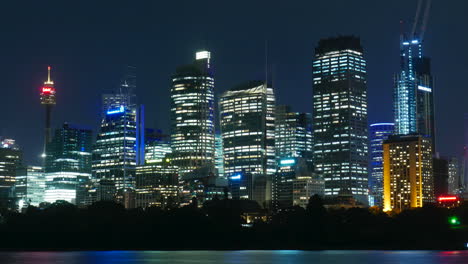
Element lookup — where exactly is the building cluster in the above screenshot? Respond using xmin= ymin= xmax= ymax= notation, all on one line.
xmin=0 ymin=13 xmax=463 ymax=214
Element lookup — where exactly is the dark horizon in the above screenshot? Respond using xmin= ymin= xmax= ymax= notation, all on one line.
xmin=1 ymin=0 xmax=467 ymax=165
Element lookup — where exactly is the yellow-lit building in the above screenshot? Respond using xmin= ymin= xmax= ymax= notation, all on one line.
xmin=383 ymin=135 xmax=433 ymax=212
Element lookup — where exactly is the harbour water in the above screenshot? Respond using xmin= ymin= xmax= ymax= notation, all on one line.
xmin=0 ymin=250 xmax=468 ymax=263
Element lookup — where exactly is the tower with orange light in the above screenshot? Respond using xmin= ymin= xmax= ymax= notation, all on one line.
xmin=40 ymin=66 xmax=56 ymax=155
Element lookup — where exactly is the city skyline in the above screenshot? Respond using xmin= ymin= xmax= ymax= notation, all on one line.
xmin=0 ymin=0 xmax=467 ymax=168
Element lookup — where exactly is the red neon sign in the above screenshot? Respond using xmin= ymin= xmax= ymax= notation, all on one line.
xmin=438 ymin=196 xmax=458 ymax=202
xmin=42 ymin=87 xmax=53 ymax=93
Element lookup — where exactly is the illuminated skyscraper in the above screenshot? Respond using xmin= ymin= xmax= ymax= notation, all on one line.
xmin=170 ymin=51 xmax=215 ymax=179
xmin=368 ymin=123 xmax=394 ymax=207
xmin=135 ymin=161 xmax=179 ymax=209
xmin=144 ymin=129 xmax=171 ymax=164
xmin=0 ymin=139 xmax=22 ymax=209
xmin=40 ymin=66 xmax=56 ymax=156
xmin=448 ymin=157 xmax=461 ymax=194
xmin=215 ymin=133 xmax=225 ymax=178
xmin=44 ymin=123 xmax=92 ymax=204
xmin=92 ymin=66 xmax=144 ymax=208
xmin=219 ymin=81 xmax=276 ymax=206
xmin=15 ymin=166 xmax=45 ymax=208
xmin=393 ymin=35 xmax=435 ymax=148
xmin=272 ymin=157 xmax=322 ymax=211
xmin=312 ymin=36 xmax=369 ymax=204
xmin=275 ymin=105 xmax=313 ymax=162
xmin=383 ymin=135 xmax=433 ymax=212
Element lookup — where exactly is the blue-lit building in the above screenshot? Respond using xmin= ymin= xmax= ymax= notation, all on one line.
xmin=394 ymin=36 xmax=435 ymax=148
xmin=368 ymin=123 xmax=394 ymax=207
xmin=92 ymin=66 xmax=144 ymax=208
xmin=312 ymin=36 xmax=369 ymax=205
xmin=170 ymin=51 xmax=215 ymax=180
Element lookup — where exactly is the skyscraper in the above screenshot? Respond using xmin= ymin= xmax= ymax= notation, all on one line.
xmin=448 ymin=157 xmax=461 ymax=195
xmin=0 ymin=139 xmax=22 ymax=209
xmin=40 ymin=66 xmax=56 ymax=156
xmin=272 ymin=157 xmax=321 ymax=211
xmin=368 ymin=123 xmax=394 ymax=207
xmin=393 ymin=32 xmax=435 ymax=148
xmin=170 ymin=51 xmax=215 ymax=180
xmin=92 ymin=66 xmax=144 ymax=207
xmin=312 ymin=36 xmax=369 ymax=204
xmin=44 ymin=123 xmax=92 ymax=204
xmin=219 ymin=81 xmax=276 ymax=206
xmin=215 ymin=133 xmax=225 ymax=178
xmin=383 ymin=134 xmax=433 ymax=212
xmin=275 ymin=105 xmax=313 ymax=162
xmin=144 ymin=129 xmax=172 ymax=164
xmin=15 ymin=166 xmax=45 ymax=208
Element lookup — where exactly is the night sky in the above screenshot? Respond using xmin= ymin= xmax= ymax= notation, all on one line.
xmin=1 ymin=0 xmax=467 ymax=165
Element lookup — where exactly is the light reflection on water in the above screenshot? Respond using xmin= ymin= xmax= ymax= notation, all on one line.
xmin=0 ymin=250 xmax=468 ymax=264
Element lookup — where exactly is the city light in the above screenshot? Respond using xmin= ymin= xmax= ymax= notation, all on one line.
xmin=280 ymin=159 xmax=296 ymax=165
xmin=230 ymin=174 xmax=241 ymax=180
xmin=448 ymin=216 xmax=460 ymax=226
xmin=106 ymin=105 xmax=125 ymax=115
xmin=438 ymin=196 xmax=458 ymax=202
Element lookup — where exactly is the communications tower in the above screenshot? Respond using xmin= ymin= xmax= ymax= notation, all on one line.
xmin=40 ymin=66 xmax=56 ymax=156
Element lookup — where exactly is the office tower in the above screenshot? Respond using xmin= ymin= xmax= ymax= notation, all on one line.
xmin=275 ymin=105 xmax=313 ymax=162
xmin=220 ymin=81 xmax=276 ymax=206
xmin=93 ymin=66 xmax=144 ymax=207
xmin=170 ymin=51 xmax=215 ymax=180
xmin=214 ymin=133 xmax=225 ymax=178
xmin=15 ymin=166 xmax=45 ymax=208
xmin=293 ymin=176 xmax=325 ymax=209
xmin=44 ymin=123 xmax=92 ymax=204
xmin=40 ymin=66 xmax=56 ymax=156
xmin=312 ymin=36 xmax=369 ymax=204
xmin=448 ymin=157 xmax=460 ymax=194
xmin=433 ymin=156 xmax=449 ymax=197
xmin=368 ymin=123 xmax=394 ymax=207
xmin=135 ymin=161 xmax=179 ymax=209
xmin=272 ymin=157 xmax=322 ymax=211
xmin=383 ymin=135 xmax=433 ymax=212
xmin=393 ymin=32 xmax=435 ymax=148
xmin=0 ymin=139 xmax=22 ymax=209
xmin=145 ymin=129 xmax=172 ymax=164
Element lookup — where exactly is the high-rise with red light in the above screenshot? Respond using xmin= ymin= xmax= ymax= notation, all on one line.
xmin=40 ymin=66 xmax=56 ymax=155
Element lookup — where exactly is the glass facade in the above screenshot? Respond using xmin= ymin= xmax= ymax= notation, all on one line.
xmin=275 ymin=105 xmax=313 ymax=162
xmin=368 ymin=123 xmax=394 ymax=207
xmin=44 ymin=123 xmax=92 ymax=204
xmin=0 ymin=139 xmax=22 ymax=209
xmin=170 ymin=51 xmax=215 ymax=179
xmin=92 ymin=66 xmax=144 ymax=207
xmin=215 ymin=133 xmax=225 ymax=178
xmin=220 ymin=81 xmax=276 ymax=206
xmin=312 ymin=36 xmax=369 ymax=204
xmin=15 ymin=166 xmax=45 ymax=208
xmin=394 ymin=38 xmax=435 ymax=147
xmin=135 ymin=162 xmax=179 ymax=209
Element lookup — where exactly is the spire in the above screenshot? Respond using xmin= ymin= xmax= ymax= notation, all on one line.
xmin=47 ymin=66 xmax=51 ymax=83
xmin=44 ymin=66 xmax=54 ymax=85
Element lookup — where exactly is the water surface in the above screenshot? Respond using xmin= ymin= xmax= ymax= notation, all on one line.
xmin=1 ymin=250 xmax=468 ymax=263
